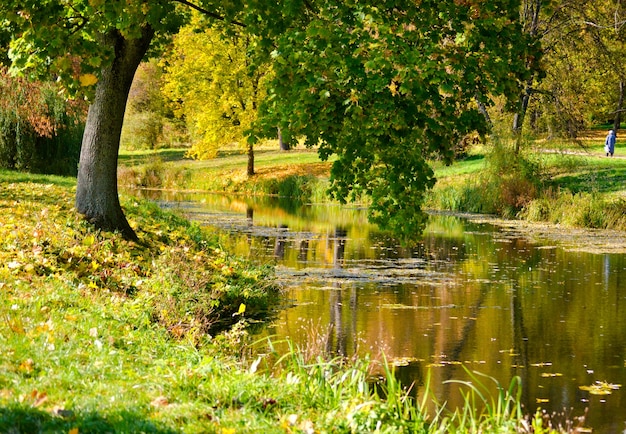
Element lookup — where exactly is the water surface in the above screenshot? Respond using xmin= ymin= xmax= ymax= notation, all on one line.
xmin=155 ymin=192 xmax=626 ymax=431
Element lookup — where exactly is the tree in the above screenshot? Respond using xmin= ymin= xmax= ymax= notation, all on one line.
xmin=1 ymin=1 xmax=190 ymax=240
xmin=2 ymin=0 xmax=537 ymax=241
xmin=121 ymin=60 xmax=183 ymax=151
xmin=570 ymin=1 xmax=626 ymax=131
xmin=512 ymin=0 xmax=626 ymax=138
xmin=252 ymin=0 xmax=538 ymax=239
xmin=511 ymin=0 xmax=545 ymax=150
xmin=161 ymin=16 xmax=265 ymax=176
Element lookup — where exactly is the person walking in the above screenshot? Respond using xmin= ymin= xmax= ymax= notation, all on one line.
xmin=605 ymin=129 xmax=616 ymax=157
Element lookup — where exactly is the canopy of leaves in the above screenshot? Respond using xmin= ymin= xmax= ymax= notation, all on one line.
xmin=522 ymin=0 xmax=626 ymax=135
xmin=0 ymin=0 xmax=185 ymax=96
xmin=161 ymin=16 xmax=266 ymax=159
xmin=251 ymin=0 xmax=537 ymax=239
xmin=2 ymin=0 xmax=539 ymax=240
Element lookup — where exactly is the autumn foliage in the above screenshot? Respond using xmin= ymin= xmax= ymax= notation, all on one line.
xmin=0 ymin=68 xmax=86 ymax=175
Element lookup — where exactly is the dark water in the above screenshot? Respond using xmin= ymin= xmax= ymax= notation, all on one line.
xmin=152 ymin=191 xmax=626 ymax=431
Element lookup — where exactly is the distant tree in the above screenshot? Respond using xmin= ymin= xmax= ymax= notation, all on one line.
xmin=162 ymin=17 xmax=265 ymax=175
xmin=0 ymin=68 xmax=86 ymax=175
xmin=515 ymin=0 xmax=626 ymax=138
xmin=511 ymin=0 xmax=546 ymax=149
xmin=571 ymin=1 xmax=626 ymax=131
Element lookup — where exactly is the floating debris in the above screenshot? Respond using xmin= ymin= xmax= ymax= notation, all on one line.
xmin=391 ymin=357 xmax=424 ymax=367
xmin=579 ymin=381 xmax=621 ymax=395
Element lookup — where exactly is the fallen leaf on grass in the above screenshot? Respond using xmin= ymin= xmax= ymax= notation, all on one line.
xmin=31 ymin=390 xmax=47 ymax=407
xmin=150 ymin=396 xmax=169 ymax=407
xmin=18 ymin=358 xmax=34 ymax=374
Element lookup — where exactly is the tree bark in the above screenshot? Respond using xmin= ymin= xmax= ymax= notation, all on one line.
xmin=512 ymin=0 xmax=542 ymax=153
xmin=278 ymin=127 xmax=290 ymax=151
xmin=75 ymin=26 xmax=154 ymax=241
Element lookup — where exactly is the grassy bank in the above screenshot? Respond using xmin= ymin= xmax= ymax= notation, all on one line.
xmin=118 ymin=131 xmax=626 ymax=232
xmin=1 ymin=169 xmax=571 ymax=432
xmin=118 ymin=144 xmax=335 ymax=205
xmin=426 ymin=133 xmax=626 ymax=230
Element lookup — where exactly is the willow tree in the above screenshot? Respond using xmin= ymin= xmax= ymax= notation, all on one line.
xmin=2 ymin=0 xmax=538 ymax=241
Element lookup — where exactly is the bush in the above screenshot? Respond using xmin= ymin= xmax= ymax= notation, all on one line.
xmin=0 ymin=69 xmax=86 ymax=176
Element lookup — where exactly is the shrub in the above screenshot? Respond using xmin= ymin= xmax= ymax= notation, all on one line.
xmin=0 ymin=68 xmax=86 ymax=176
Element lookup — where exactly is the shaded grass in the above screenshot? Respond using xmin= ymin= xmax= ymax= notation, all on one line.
xmin=0 ymin=168 xmax=76 ymax=189
xmin=118 ymin=147 xmax=189 ymax=166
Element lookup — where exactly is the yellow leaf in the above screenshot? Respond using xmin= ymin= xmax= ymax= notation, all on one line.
xmin=79 ymin=73 xmax=98 ymax=87
xmin=389 ymin=80 xmax=398 ymax=96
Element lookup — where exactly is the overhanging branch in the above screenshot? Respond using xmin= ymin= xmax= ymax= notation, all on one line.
xmin=171 ymin=0 xmax=246 ymax=27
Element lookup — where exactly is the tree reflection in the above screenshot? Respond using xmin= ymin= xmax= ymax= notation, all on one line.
xmin=274 ymin=224 xmax=288 ymax=259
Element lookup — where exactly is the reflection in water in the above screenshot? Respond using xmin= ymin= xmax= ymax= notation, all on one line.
xmin=143 ymin=191 xmax=626 ymax=432
xmin=274 ymin=225 xmax=288 ymax=259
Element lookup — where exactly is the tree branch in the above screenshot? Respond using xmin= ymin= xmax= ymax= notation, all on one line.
xmin=170 ymin=0 xmax=246 ymax=27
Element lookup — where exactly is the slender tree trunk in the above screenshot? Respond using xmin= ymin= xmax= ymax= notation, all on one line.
xmin=614 ymin=80 xmax=624 ymax=132
xmin=513 ymin=84 xmax=532 ymax=153
xmin=513 ymin=0 xmax=542 ymax=154
xmin=476 ymin=97 xmax=492 ymax=128
xmin=246 ymin=141 xmax=255 ymax=176
xmin=278 ymin=127 xmax=290 ymax=151
xmin=75 ymin=27 xmax=154 ymax=241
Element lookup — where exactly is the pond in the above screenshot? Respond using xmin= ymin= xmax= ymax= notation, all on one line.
xmin=151 ymin=191 xmax=626 ymax=431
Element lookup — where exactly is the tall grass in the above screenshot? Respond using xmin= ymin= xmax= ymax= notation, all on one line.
xmin=520 ymin=189 xmax=626 ymax=229
xmin=428 ymin=134 xmax=545 ymax=218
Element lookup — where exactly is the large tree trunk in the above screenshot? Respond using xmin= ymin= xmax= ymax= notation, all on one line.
xmin=75 ymin=26 xmax=154 ymax=241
